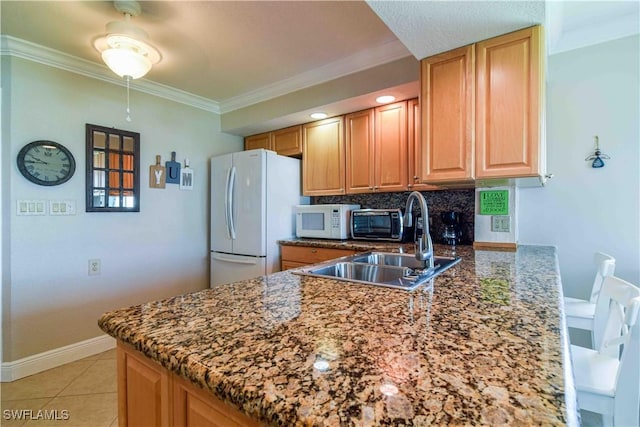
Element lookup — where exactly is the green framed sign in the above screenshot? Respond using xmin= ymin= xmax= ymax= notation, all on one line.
xmin=479 ymin=190 xmax=509 ymax=215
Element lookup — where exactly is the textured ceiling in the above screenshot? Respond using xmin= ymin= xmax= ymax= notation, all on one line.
xmin=367 ymin=0 xmax=545 ymax=60
xmin=1 ymin=1 xmax=406 ymax=107
xmin=1 ymin=0 xmax=638 ymax=134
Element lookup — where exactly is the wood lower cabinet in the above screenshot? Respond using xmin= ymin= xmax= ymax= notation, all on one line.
xmin=302 ymin=116 xmax=345 ymax=196
xmin=173 ymin=375 xmax=259 ymax=427
xmin=118 ymin=342 xmax=172 ymax=427
xmin=280 ymin=245 xmax=356 ymax=270
xmin=117 ymin=343 xmax=259 ymax=427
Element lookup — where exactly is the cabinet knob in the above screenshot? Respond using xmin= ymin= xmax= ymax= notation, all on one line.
xmin=407 ymin=184 xmax=413 ymax=188
xmin=311 ymin=249 xmax=317 ymax=253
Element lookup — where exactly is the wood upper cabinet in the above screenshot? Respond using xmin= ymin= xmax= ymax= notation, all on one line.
xmin=374 ymin=101 xmax=408 ymax=192
xmin=345 ymin=109 xmax=375 ymax=193
xmin=245 ymin=126 xmax=303 ymax=157
xmin=272 ymin=125 xmax=302 ymax=157
xmin=475 ymin=25 xmax=543 ymax=178
xmin=345 ymin=102 xmax=408 ymax=193
xmin=302 ymin=116 xmax=345 ymax=196
xmin=244 ymin=132 xmax=271 ymax=151
xmin=420 ymin=45 xmax=475 ymax=184
xmin=407 ymin=98 xmax=439 ymax=191
xmin=419 ymin=25 xmax=544 ymax=184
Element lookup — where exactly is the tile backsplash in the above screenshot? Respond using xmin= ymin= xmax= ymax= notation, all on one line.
xmin=313 ymin=189 xmax=475 ymax=245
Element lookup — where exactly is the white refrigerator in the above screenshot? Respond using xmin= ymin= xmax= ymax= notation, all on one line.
xmin=210 ymin=149 xmax=305 ymax=287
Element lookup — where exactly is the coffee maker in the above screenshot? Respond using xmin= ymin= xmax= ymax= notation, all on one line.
xmin=441 ymin=211 xmax=462 ymax=245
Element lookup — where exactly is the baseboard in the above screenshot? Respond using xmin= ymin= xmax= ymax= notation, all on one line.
xmin=1 ymin=334 xmax=116 ymax=382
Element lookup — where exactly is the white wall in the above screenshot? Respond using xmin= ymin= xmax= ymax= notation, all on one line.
xmin=2 ymin=57 xmax=243 ymax=361
xmin=519 ymin=35 xmax=640 ymax=298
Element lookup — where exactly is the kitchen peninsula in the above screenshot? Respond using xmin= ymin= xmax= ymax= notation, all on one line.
xmin=99 ymin=244 xmax=577 ymax=426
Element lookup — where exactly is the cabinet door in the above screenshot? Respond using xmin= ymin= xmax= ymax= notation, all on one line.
xmin=302 ymin=117 xmax=345 ymax=196
xmin=374 ymin=101 xmax=408 ymax=192
xmin=345 ymin=109 xmax=375 ymax=193
xmin=281 ymin=245 xmax=355 ymax=266
xmin=281 ymin=260 xmax=307 ymax=271
xmin=118 ymin=343 xmax=171 ymax=427
xmin=173 ymin=375 xmax=259 ymax=427
xmin=272 ymin=125 xmax=302 ymax=157
xmin=244 ymin=133 xmax=272 ymax=151
xmin=420 ymin=45 xmax=475 ymax=183
xmin=476 ymin=26 xmax=542 ymax=178
xmin=407 ymin=98 xmax=439 ymax=191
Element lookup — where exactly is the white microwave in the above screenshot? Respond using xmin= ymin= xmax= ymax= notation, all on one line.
xmin=294 ymin=204 xmax=360 ymax=239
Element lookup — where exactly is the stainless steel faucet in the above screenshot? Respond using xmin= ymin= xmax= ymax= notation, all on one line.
xmin=404 ymin=191 xmax=434 ymax=269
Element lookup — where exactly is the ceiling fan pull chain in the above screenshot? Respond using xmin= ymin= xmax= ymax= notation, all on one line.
xmin=126 ymin=75 xmax=132 ymax=122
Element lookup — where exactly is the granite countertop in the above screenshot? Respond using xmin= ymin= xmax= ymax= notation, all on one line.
xmin=99 ymin=244 xmax=576 ymax=426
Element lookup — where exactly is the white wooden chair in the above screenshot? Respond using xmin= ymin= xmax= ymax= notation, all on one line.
xmin=570 ymin=275 xmax=640 ymax=426
xmin=564 ymin=252 xmax=616 ymax=344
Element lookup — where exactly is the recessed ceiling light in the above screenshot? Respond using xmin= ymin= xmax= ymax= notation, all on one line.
xmin=310 ymin=112 xmax=328 ymax=120
xmin=376 ymin=95 xmax=396 ymax=104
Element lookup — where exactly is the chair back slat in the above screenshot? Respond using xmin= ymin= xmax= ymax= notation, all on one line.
xmin=595 ymin=276 xmax=640 ymax=354
xmin=589 ymin=252 xmax=616 ymax=303
xmin=614 ymin=296 xmax=640 ymax=426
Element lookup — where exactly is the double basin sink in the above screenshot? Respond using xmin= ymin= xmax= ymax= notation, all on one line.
xmin=292 ymin=251 xmax=461 ymax=291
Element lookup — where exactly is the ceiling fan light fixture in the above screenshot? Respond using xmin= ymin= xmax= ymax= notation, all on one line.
xmin=101 ymin=45 xmax=152 ymax=80
xmin=93 ymin=1 xmax=161 ymax=121
xmin=93 ymin=2 xmax=161 ymax=80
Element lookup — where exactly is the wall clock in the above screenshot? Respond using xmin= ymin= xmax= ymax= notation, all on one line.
xmin=17 ymin=140 xmax=76 ymax=186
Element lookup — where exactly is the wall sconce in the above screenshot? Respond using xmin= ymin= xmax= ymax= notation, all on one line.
xmin=93 ymin=1 xmax=161 ymax=120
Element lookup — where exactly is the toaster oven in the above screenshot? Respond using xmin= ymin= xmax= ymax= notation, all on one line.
xmin=350 ymin=208 xmax=404 ymax=241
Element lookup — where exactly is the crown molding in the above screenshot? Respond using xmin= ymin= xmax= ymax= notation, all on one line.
xmin=218 ymin=39 xmax=412 ymax=113
xmin=548 ymin=13 xmax=639 ymax=56
xmin=1 ymin=35 xmax=412 ymax=116
xmin=0 ymin=35 xmax=221 ymax=114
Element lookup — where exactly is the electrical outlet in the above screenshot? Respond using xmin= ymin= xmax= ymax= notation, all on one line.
xmin=491 ymin=216 xmax=511 ymax=233
xmin=88 ymin=259 xmax=101 ymax=276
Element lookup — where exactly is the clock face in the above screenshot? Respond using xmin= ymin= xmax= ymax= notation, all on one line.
xmin=17 ymin=141 xmax=76 ymax=186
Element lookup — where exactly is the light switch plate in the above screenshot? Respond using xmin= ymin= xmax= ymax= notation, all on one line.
xmin=49 ymin=200 xmax=76 ymax=216
xmin=17 ymin=200 xmax=46 ymax=216
xmin=491 ymin=215 xmax=511 ymax=232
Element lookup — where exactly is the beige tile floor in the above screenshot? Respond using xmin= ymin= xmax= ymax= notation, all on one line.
xmin=1 ymin=349 xmax=117 ymax=427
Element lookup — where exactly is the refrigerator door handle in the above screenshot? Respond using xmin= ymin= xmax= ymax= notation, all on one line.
xmin=224 ymin=167 xmax=232 ymax=239
xmin=211 ymin=253 xmax=258 ymax=265
xmin=228 ymin=166 xmax=237 ymax=239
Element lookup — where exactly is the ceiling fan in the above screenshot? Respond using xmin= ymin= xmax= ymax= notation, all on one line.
xmin=93 ymin=0 xmax=162 ymax=121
